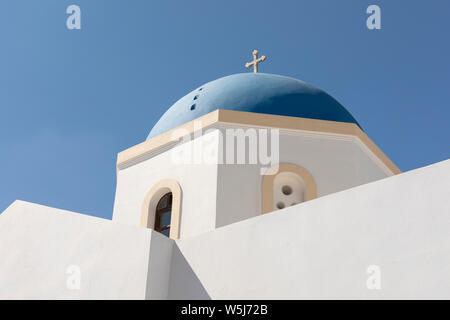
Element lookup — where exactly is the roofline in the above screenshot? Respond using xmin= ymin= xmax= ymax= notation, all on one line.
xmin=117 ymin=109 xmax=401 ymax=174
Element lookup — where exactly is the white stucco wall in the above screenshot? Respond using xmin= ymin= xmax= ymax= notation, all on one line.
xmin=0 ymin=201 xmax=173 ymax=299
xmin=114 ymin=125 xmax=391 ymax=238
xmin=113 ymin=130 xmax=220 ymax=239
xmin=171 ymin=159 xmax=450 ymax=299
xmin=215 ymin=125 xmax=391 ymax=228
xmin=0 ymin=160 xmax=447 ymax=299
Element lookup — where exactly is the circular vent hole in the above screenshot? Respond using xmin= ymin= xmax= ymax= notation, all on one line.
xmin=282 ymin=185 xmax=292 ymax=195
xmin=276 ymin=202 xmax=285 ymax=209
xmin=190 ymin=104 xmax=196 ymax=111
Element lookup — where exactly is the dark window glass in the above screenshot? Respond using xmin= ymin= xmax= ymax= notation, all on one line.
xmin=159 ymin=210 xmax=171 ymax=228
xmin=155 ymin=193 xmax=172 ymax=237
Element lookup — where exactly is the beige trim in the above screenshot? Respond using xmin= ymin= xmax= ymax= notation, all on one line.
xmin=140 ymin=179 xmax=182 ymax=240
xmin=262 ymin=163 xmax=318 ymax=214
xmin=117 ymin=109 xmax=401 ymax=175
xmin=117 ymin=110 xmax=219 ymax=169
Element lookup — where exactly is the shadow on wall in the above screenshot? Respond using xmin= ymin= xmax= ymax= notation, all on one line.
xmin=168 ymin=245 xmax=211 ymax=299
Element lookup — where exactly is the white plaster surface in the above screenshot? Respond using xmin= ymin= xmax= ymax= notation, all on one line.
xmin=114 ymin=125 xmax=392 ymax=238
xmin=172 ymin=159 xmax=450 ymax=299
xmin=113 ymin=130 xmax=220 ymax=239
xmin=1 ymin=158 xmax=448 ymax=299
xmin=0 ymin=201 xmax=173 ymax=299
xmin=215 ymin=125 xmax=391 ymax=228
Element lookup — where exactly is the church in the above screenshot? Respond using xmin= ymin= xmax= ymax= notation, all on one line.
xmin=0 ymin=51 xmax=449 ymax=299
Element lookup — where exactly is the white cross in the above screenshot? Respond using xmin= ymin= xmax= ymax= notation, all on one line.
xmin=245 ymin=49 xmax=267 ymax=73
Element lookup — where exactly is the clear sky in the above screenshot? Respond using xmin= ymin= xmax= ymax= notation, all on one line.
xmin=1 ymin=0 xmax=449 ymax=219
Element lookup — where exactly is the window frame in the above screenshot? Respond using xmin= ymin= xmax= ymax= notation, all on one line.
xmin=140 ymin=179 xmax=182 ymax=240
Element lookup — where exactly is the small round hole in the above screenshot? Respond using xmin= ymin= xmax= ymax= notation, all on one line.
xmin=276 ymin=202 xmax=285 ymax=209
xmin=282 ymin=185 xmax=292 ymax=195
xmin=193 ymin=95 xmax=199 ymax=100
xmin=190 ymin=104 xmax=196 ymax=110
xmin=198 ymin=87 xmax=203 ymax=91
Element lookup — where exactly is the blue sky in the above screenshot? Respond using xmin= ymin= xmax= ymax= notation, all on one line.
xmin=1 ymin=0 xmax=449 ymax=219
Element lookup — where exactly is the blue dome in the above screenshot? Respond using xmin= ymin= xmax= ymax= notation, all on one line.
xmin=148 ymin=73 xmax=360 ymax=139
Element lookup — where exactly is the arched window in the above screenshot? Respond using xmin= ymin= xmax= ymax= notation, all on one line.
xmin=262 ymin=163 xmax=317 ymax=214
xmin=154 ymin=193 xmax=173 ymax=237
xmin=140 ymin=179 xmax=182 ymax=239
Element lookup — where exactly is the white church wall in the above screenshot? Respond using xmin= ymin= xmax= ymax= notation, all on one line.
xmin=167 ymin=244 xmax=211 ymax=299
xmin=113 ymin=130 xmax=220 ymax=239
xmin=215 ymin=126 xmax=390 ymax=228
xmin=115 ymin=124 xmax=391 ymax=237
xmin=216 ymin=163 xmax=261 ymax=228
xmin=0 ymin=201 xmax=173 ymax=299
xmin=278 ymin=132 xmax=389 ymax=194
xmin=172 ymin=159 xmax=450 ymax=299
xmin=146 ymin=231 xmax=174 ymax=299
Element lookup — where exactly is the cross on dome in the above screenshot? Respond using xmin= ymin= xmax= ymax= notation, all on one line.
xmin=245 ymin=49 xmax=267 ymax=73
